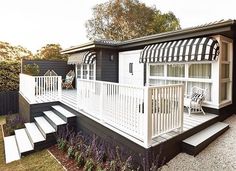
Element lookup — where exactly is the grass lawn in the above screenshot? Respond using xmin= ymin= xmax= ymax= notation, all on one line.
xmin=0 ymin=115 xmax=64 ymax=171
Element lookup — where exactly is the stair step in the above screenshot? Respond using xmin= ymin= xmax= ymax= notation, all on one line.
xmin=43 ymin=111 xmax=66 ymax=126
xmin=4 ymin=136 xmax=20 ymax=163
xmin=52 ymin=105 xmax=75 ymax=118
xmin=25 ymin=123 xmax=46 ymax=144
xmin=15 ymin=129 xmax=34 ymax=154
xmin=182 ymin=122 xmax=229 ymax=156
xmin=34 ymin=116 xmax=56 ymax=137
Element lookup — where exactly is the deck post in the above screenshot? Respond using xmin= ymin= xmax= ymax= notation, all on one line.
xmin=179 ymin=84 xmax=184 ymax=132
xmin=143 ymin=87 xmax=152 ymax=148
xmin=100 ymin=82 xmax=104 ymax=123
xmin=58 ymin=76 xmax=62 ymax=101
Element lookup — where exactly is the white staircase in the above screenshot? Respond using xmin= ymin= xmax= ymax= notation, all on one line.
xmin=3 ymin=105 xmax=76 ymax=164
xmin=182 ymin=122 xmax=229 ymax=156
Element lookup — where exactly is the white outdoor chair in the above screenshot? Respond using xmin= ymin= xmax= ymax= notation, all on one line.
xmin=184 ymin=86 xmax=207 ymax=116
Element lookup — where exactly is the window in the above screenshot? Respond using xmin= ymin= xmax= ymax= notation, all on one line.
xmin=77 ymin=64 xmax=81 ymax=79
xmin=129 ymin=63 xmax=133 ymax=74
xmin=82 ymin=64 xmax=87 ymax=79
xmin=167 ymin=64 xmax=185 ymax=77
xmin=189 ymin=64 xmax=211 ymax=79
xmin=150 ymin=65 xmax=164 ymax=76
xmin=89 ymin=64 xmax=94 ymax=80
xmin=148 ymin=63 xmax=212 ymax=102
xmin=220 ymin=41 xmax=231 ymax=102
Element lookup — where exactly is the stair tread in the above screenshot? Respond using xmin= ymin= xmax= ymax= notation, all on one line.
xmin=35 ymin=116 xmax=56 ymax=134
xmin=4 ymin=136 xmax=20 ymax=163
xmin=52 ymin=105 xmax=75 ymax=118
xmin=43 ymin=111 xmax=66 ymax=125
xmin=183 ymin=122 xmax=229 ymax=146
xmin=15 ymin=128 xmax=33 ymax=153
xmin=25 ymin=123 xmax=46 ymax=143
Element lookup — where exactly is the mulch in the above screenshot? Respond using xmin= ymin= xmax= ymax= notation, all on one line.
xmin=49 ymin=145 xmax=82 ymax=171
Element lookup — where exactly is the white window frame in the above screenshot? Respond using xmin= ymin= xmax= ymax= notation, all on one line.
xmin=76 ymin=63 xmax=96 ymax=81
xmin=146 ymin=35 xmax=233 ymax=109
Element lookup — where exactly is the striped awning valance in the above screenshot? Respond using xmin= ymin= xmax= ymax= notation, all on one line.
xmin=68 ymin=51 xmax=96 ymax=65
xmin=139 ymin=37 xmax=220 ymax=63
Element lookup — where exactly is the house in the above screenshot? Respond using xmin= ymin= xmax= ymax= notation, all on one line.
xmin=4 ymin=20 xmax=235 ymax=167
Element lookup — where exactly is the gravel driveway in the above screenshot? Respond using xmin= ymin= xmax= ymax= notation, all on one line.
xmin=161 ymin=115 xmax=236 ymax=171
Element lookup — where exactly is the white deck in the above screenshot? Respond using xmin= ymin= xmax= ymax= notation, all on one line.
xmin=59 ymin=90 xmax=218 ymax=146
xmin=4 ymin=136 xmax=20 ymax=163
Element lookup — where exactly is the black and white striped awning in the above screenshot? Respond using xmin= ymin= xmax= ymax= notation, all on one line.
xmin=140 ymin=37 xmax=219 ymax=63
xmin=68 ymin=51 xmax=96 ymax=65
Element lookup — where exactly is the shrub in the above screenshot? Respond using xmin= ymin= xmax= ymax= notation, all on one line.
xmin=76 ymin=152 xmax=86 ymax=168
xmin=23 ymin=63 xmax=40 ymax=76
xmin=57 ymin=138 xmax=67 ymax=151
xmin=67 ymin=146 xmax=75 ymax=158
xmin=0 ymin=61 xmax=20 ymax=91
xmin=84 ymin=158 xmax=96 ymax=171
xmin=3 ymin=114 xmax=24 ymax=136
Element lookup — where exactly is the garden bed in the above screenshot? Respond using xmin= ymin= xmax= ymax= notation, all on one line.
xmin=49 ymin=144 xmax=82 ymax=171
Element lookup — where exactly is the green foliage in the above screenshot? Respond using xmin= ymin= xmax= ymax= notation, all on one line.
xmin=57 ymin=138 xmax=67 ymax=151
xmin=84 ymin=158 xmax=96 ymax=171
xmin=0 ymin=41 xmax=33 ymax=61
xmin=86 ymin=0 xmax=181 ymax=41
xmin=0 ymin=61 xmax=20 ymax=91
xmin=76 ymin=152 xmax=86 ymax=168
xmin=35 ymin=44 xmax=68 ymax=61
xmin=23 ymin=63 xmax=40 ymax=76
xmin=67 ymin=146 xmax=75 ymax=158
xmin=3 ymin=114 xmax=24 ymax=136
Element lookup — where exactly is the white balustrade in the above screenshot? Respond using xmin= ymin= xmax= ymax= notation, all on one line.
xmin=20 ymin=73 xmax=62 ymax=103
xmin=77 ymin=79 xmax=184 ymax=148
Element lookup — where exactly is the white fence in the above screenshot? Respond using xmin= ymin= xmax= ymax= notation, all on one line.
xmin=19 ymin=73 xmax=62 ymax=103
xmin=77 ymin=79 xmax=184 ymax=148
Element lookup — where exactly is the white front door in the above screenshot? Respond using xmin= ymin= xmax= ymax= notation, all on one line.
xmin=119 ymin=50 xmax=144 ymax=86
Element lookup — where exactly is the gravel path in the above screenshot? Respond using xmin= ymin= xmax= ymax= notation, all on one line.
xmin=161 ymin=115 xmax=236 ymax=171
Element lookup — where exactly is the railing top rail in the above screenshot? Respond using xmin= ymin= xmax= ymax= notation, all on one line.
xmin=77 ymin=79 xmax=145 ymax=89
xmin=78 ymin=79 xmax=184 ymax=90
xmin=148 ymin=83 xmax=184 ymax=89
xmin=20 ymin=73 xmax=61 ymax=78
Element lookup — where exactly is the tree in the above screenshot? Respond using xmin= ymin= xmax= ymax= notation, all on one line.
xmin=0 ymin=41 xmax=33 ymax=61
xmin=86 ymin=0 xmax=181 ymax=41
xmin=35 ymin=44 xmax=68 ymax=61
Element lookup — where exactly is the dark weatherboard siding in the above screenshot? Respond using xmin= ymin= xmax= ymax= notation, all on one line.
xmin=23 ymin=60 xmax=74 ymax=79
xmin=96 ymin=49 xmax=118 ymax=82
xmin=0 ymin=91 xmax=18 ymax=115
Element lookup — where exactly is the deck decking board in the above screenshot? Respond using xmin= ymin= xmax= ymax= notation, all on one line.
xmin=33 ymin=89 xmax=219 ymax=147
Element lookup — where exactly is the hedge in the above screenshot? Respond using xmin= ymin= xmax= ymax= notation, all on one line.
xmin=0 ymin=61 xmax=20 ymax=92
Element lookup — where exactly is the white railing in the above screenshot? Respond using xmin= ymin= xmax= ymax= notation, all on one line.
xmin=19 ymin=73 xmax=62 ymax=103
xmin=77 ymin=79 xmax=184 ymax=148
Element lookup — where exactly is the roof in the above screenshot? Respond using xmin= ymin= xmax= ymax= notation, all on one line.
xmin=61 ymin=19 xmax=236 ymax=54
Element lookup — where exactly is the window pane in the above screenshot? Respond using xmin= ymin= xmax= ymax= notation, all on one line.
xmin=150 ymin=65 xmax=164 ymax=76
xmin=77 ymin=64 xmax=81 ymax=79
xmin=89 ymin=64 xmax=94 ymax=80
xmin=189 ymin=64 xmax=211 ymax=79
xmin=187 ymin=82 xmax=212 ymax=101
xmin=149 ymin=79 xmax=165 ymax=86
xmin=167 ymin=64 xmax=185 ymax=77
xmin=83 ymin=64 xmax=87 ymax=79
xmin=221 ymin=82 xmax=228 ymax=101
xmin=222 ymin=42 xmax=229 ymax=61
xmin=221 ymin=64 xmax=229 ymax=79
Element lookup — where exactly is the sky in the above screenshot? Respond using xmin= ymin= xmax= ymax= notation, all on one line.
xmin=0 ymin=0 xmax=235 ymax=53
